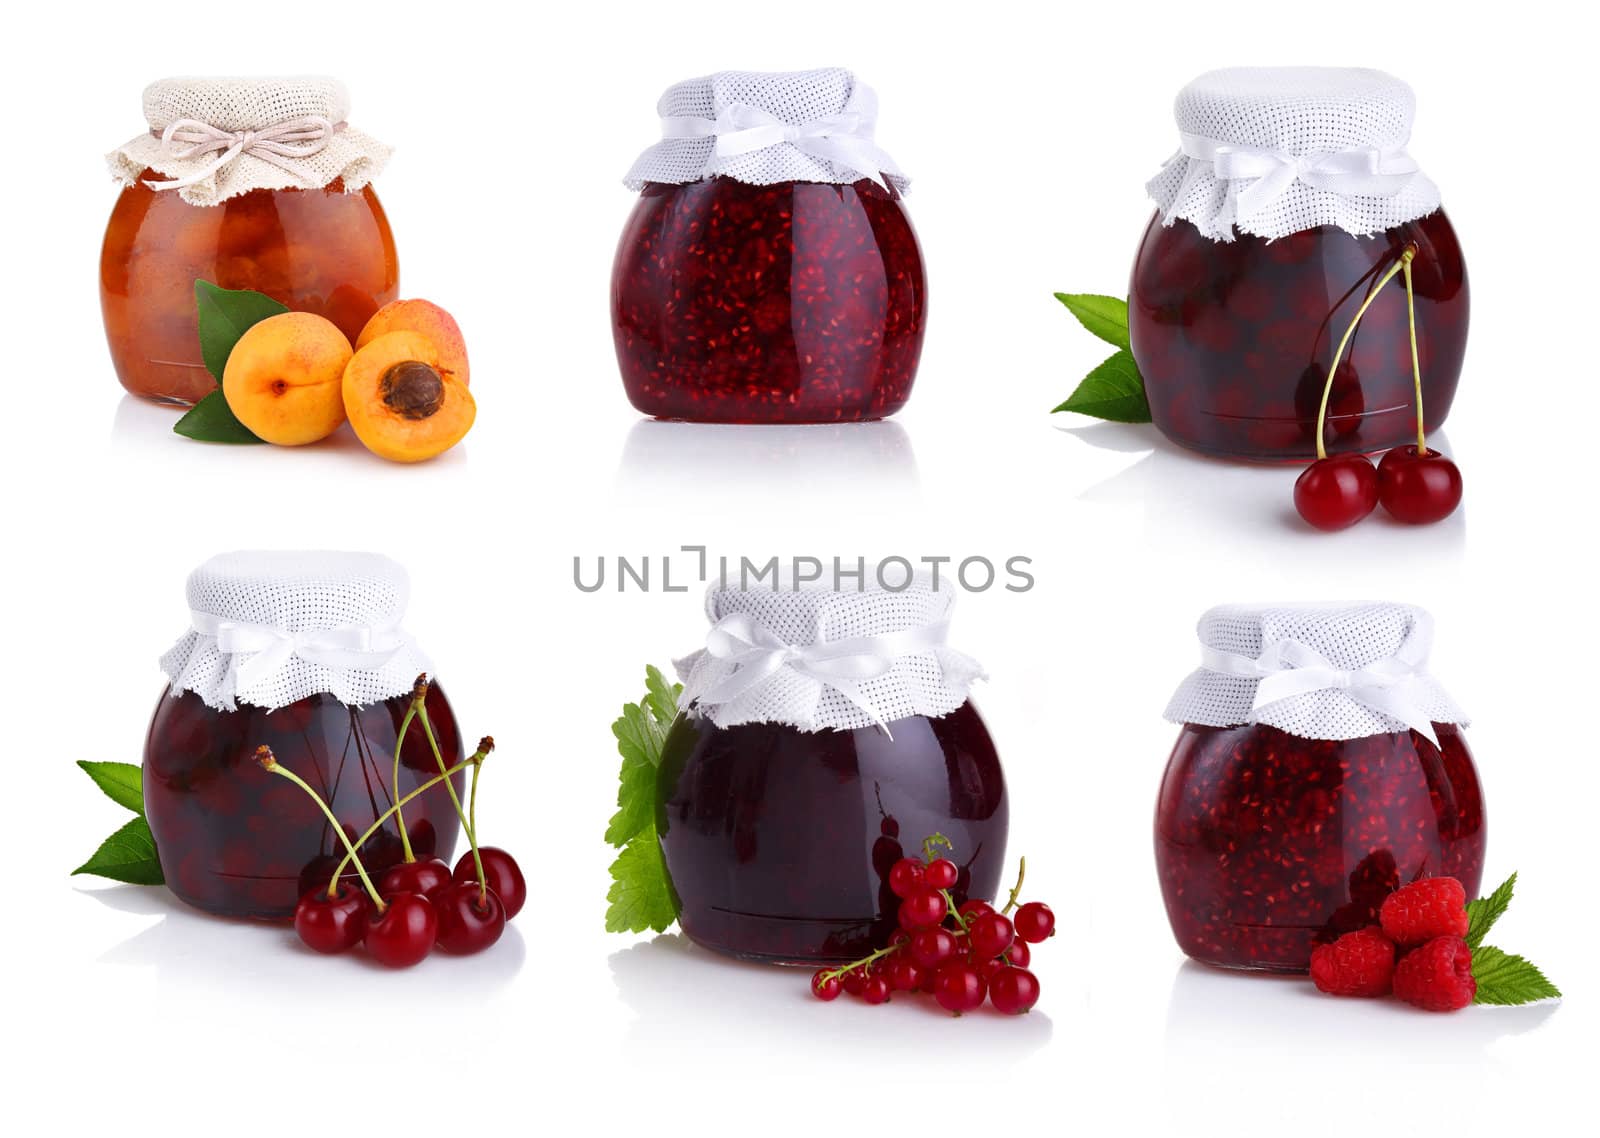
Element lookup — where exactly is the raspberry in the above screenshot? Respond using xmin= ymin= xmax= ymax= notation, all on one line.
xmin=1379 ymin=876 xmax=1469 ymax=945
xmin=1393 ymin=936 xmax=1476 ymax=1011
xmin=1309 ymin=928 xmax=1396 ymax=997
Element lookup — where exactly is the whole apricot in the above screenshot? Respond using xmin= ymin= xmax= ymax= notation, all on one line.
xmin=222 ymin=312 xmax=352 ymax=446
xmin=356 ymin=299 xmax=470 ymax=387
xmin=343 ymin=330 xmax=475 ymax=463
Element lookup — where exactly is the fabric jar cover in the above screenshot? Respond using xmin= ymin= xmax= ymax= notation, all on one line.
xmin=624 ymin=67 xmax=909 ymax=193
xmin=107 ymin=77 xmax=392 ymax=207
xmin=1146 ymin=67 xmax=1442 ymax=242
xmin=675 ymin=572 xmax=984 ymax=733
xmin=160 ymin=551 xmax=432 ymax=712
xmin=1164 ymin=602 xmax=1468 ymax=746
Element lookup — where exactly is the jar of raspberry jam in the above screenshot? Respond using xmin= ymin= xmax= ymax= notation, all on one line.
xmin=1155 ymin=603 xmax=1485 ymax=972
xmin=613 ymin=69 xmax=926 ymax=423
xmin=1132 ymin=68 xmax=1469 ymax=461
xmin=102 ymin=77 xmax=399 ymax=405
xmin=657 ymin=574 xmax=1007 ymax=963
xmin=144 ymin=551 xmax=462 ymax=920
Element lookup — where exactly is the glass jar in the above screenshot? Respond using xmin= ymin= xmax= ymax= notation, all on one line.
xmin=1132 ymin=68 xmax=1469 ymax=461
xmin=144 ymin=684 xmax=462 ymax=920
xmin=613 ymin=69 xmax=926 ymax=423
xmin=657 ymin=701 xmax=1007 ymax=963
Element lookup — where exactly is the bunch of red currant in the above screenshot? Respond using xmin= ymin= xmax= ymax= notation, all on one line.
xmin=810 ymin=837 xmax=1054 ymax=1015
xmin=1294 ymin=246 xmax=1463 ymax=532
xmin=257 ymin=676 xmax=527 ymax=969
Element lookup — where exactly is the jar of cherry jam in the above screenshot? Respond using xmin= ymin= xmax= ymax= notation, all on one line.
xmin=657 ymin=574 xmax=1007 ymax=963
xmin=102 ymin=77 xmax=399 ymax=405
xmin=613 ymin=69 xmax=926 ymax=423
xmin=1132 ymin=68 xmax=1469 ymax=461
xmin=144 ymin=551 xmax=463 ymax=920
xmin=1155 ymin=603 xmax=1485 ymax=972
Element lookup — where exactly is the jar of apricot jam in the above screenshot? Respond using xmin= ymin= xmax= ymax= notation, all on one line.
xmin=1155 ymin=603 xmax=1485 ymax=972
xmin=102 ymin=77 xmax=399 ymax=405
xmin=613 ymin=69 xmax=926 ymax=423
xmin=145 ymin=551 xmax=461 ymax=920
xmin=1132 ymin=68 xmax=1469 ymax=461
xmin=657 ymin=575 xmax=1007 ymax=962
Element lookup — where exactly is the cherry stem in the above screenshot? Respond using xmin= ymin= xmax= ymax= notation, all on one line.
xmin=818 ymin=941 xmax=903 ymax=984
xmin=390 ymin=686 xmax=423 ymax=865
xmin=1314 ymin=247 xmax=1416 ymax=461
xmin=1001 ymin=857 xmax=1027 ymax=916
xmin=255 ymin=746 xmax=384 ymax=912
xmin=1403 ymin=257 xmax=1426 ymax=453
xmin=328 ymin=750 xmax=488 ymax=889
xmin=417 ymin=702 xmax=486 ymax=906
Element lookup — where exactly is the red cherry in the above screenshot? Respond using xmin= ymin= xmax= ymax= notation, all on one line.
xmin=453 ymin=847 xmax=526 ymax=920
xmin=923 ymin=858 xmax=959 ymax=891
xmin=968 ymin=912 xmax=1016 ymax=959
xmin=379 ymin=858 xmax=453 ymax=905
xmin=364 ymin=893 xmax=438 ymax=968
xmin=932 ymin=962 xmax=987 ymax=1014
xmin=811 ymin=971 xmax=842 ymax=1001
xmin=909 ymin=926 xmax=961 ymax=968
xmin=989 ymin=967 xmax=1042 ymax=1014
xmin=1377 ymin=446 xmax=1463 ymax=524
xmin=434 ymin=883 xmax=507 ymax=954
xmin=1294 ymin=454 xmax=1379 ymax=531
xmin=292 ymin=883 xmax=369 ymax=954
xmin=887 ymin=857 xmax=926 ymax=899
xmin=897 ymin=888 xmax=948 ymax=930
xmin=1014 ymin=902 xmax=1056 ymax=943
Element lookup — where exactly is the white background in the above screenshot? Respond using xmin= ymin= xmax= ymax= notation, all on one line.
xmin=3 ymin=2 xmax=1594 ymax=1134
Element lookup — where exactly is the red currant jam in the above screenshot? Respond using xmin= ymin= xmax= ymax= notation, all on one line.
xmin=1154 ymin=722 xmax=1485 ymax=972
xmin=1129 ymin=210 xmax=1468 ymax=461
xmin=143 ymin=684 xmax=464 ymax=920
xmin=656 ymin=701 xmax=1007 ymax=963
xmin=611 ymin=177 xmax=927 ymax=423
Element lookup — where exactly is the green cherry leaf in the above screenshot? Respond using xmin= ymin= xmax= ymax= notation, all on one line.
xmin=1052 ymin=349 xmax=1152 ymax=423
xmin=77 ymin=760 xmax=144 ymax=814
xmin=173 ymin=389 xmax=264 ymax=445
xmin=1054 ymin=293 xmax=1130 ymax=350
xmin=73 ymin=816 xmax=164 ymax=886
xmin=194 ymin=279 xmax=288 ymax=383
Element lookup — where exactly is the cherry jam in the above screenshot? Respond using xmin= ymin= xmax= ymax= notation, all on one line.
xmin=1129 ymin=210 xmax=1469 ymax=461
xmin=1154 ymin=722 xmax=1485 ymax=972
xmin=655 ymin=701 xmax=1007 ymax=963
xmin=143 ymin=684 xmax=463 ymax=920
xmin=611 ymin=177 xmax=927 ymax=423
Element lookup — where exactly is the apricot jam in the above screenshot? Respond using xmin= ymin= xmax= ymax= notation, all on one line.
xmin=655 ymin=701 xmax=1007 ymax=963
xmin=1154 ymin=722 xmax=1485 ymax=971
xmin=143 ymin=683 xmax=461 ymax=920
xmin=100 ymin=174 xmax=398 ymax=405
xmin=611 ymin=177 xmax=927 ymax=423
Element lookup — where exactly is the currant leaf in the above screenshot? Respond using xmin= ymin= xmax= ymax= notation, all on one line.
xmin=605 ymin=824 xmax=680 ymax=934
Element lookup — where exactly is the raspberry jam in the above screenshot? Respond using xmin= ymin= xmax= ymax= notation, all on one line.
xmin=655 ymin=701 xmax=1007 ymax=963
xmin=143 ymin=683 xmax=462 ymax=920
xmin=611 ymin=177 xmax=927 ymax=423
xmin=1129 ymin=210 xmax=1469 ymax=461
xmin=1154 ymin=722 xmax=1485 ymax=971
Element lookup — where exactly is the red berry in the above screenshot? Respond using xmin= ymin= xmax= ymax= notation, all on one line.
xmin=968 ymin=912 xmax=1016 ymax=959
xmin=976 ymin=956 xmax=1009 ymax=982
xmin=897 ymin=888 xmax=948 ymax=930
xmin=841 ymin=968 xmax=868 ymax=996
xmin=886 ymin=954 xmax=928 ymax=993
xmin=1294 ymin=454 xmax=1379 ymax=531
xmin=932 ymin=962 xmax=987 ymax=1014
xmin=379 ymin=857 xmax=453 ymax=905
xmin=1377 ymin=446 xmax=1463 ymax=524
xmin=434 ymin=882 xmax=507 ymax=954
xmin=292 ymin=883 xmax=369 ymax=954
xmin=364 ymin=893 xmax=438 ymax=969
xmin=1309 ymin=928 xmax=1397 ymax=997
xmin=1002 ymin=939 xmax=1031 ymax=968
xmin=1013 ymin=902 xmax=1055 ymax=944
xmin=888 ymin=857 xmax=926 ymax=898
xmin=1379 ymin=877 xmax=1469 ymax=945
xmin=989 ymin=967 xmax=1041 ymax=1015
xmin=811 ymin=971 xmax=842 ymax=1001
xmin=909 ymin=926 xmax=961 ymax=968
xmin=924 ymin=858 xmax=959 ymax=891
xmin=1393 ymin=936 xmax=1476 ymax=1011
xmin=452 ymin=847 xmax=526 ymax=920
xmin=860 ymin=975 xmax=892 ymax=1005
xmin=958 ymin=899 xmax=995 ymax=922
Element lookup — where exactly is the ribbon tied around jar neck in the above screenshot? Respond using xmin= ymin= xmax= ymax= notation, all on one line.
xmin=689 ymin=611 xmax=951 ymax=737
xmin=190 ymin=610 xmax=410 ymax=695
xmin=1177 ymin=132 xmax=1420 ymax=226
xmin=660 ymin=99 xmax=898 ymax=190
xmin=145 ymin=116 xmax=344 ymax=192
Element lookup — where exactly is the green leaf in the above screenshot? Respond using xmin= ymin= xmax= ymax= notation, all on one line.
xmin=1052 ymin=349 xmax=1151 ymax=423
xmin=173 ymin=389 xmax=265 ymax=444
xmin=1466 ymin=872 xmax=1517 ymax=950
xmin=72 ymin=816 xmax=163 ymax=886
xmin=1472 ymin=944 xmax=1561 ymax=1006
xmin=77 ymin=761 xmax=144 ymax=814
xmin=605 ymin=824 xmax=680 ymax=934
xmin=605 ymin=742 xmax=657 ymax=848
xmin=1054 ymin=292 xmax=1130 ymax=350
xmin=194 ymin=279 xmax=288 ymax=383
xmin=605 ymin=668 xmax=683 ymax=848
xmin=644 ymin=665 xmax=681 ymax=730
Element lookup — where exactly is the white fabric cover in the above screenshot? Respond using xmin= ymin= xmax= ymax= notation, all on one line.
xmin=1147 ymin=67 xmax=1441 ymax=241
xmin=161 ymin=551 xmax=431 ymax=712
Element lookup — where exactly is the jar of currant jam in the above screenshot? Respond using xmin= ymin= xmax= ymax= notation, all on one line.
xmin=656 ymin=575 xmax=1007 ymax=963
xmin=1155 ymin=603 xmax=1485 ymax=972
xmin=144 ymin=551 xmax=462 ymax=920
xmin=1131 ymin=68 xmax=1469 ymax=461
xmin=613 ymin=69 xmax=926 ymax=423
xmin=102 ymin=77 xmax=399 ymax=405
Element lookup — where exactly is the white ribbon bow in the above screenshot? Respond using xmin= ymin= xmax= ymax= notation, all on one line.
xmin=145 ymin=116 xmax=342 ymax=192
xmin=1200 ymin=625 xmax=1441 ymax=748
xmin=692 ymin=612 xmax=949 ymax=735
xmin=1179 ymin=131 xmax=1420 ymax=224
xmin=191 ymin=610 xmax=409 ymax=695
xmin=660 ymin=101 xmax=898 ymax=190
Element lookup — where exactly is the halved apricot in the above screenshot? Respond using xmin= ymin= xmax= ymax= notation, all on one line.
xmin=222 ymin=312 xmax=351 ymax=446
xmin=356 ymin=299 xmax=470 ymax=387
xmin=343 ymin=330 xmax=475 ymax=463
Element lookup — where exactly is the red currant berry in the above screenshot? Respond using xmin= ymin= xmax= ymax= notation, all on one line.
xmin=1294 ymin=454 xmax=1379 ymax=531
xmin=909 ymin=926 xmax=961 ymax=968
xmin=989 ymin=966 xmax=1042 ymax=1015
xmin=1002 ymin=939 xmax=1031 ymax=968
xmin=434 ymin=882 xmax=507 ymax=955
xmin=293 ymin=883 xmax=368 ymax=954
xmin=968 ymin=912 xmax=1016 ymax=959
xmin=811 ymin=971 xmax=842 ymax=1001
xmin=1014 ymin=902 xmax=1056 ymax=943
xmin=888 ymin=929 xmax=911 ymax=948
xmin=977 ymin=956 xmax=1010 ymax=982
xmin=1377 ymin=446 xmax=1463 ymax=524
xmin=923 ymin=858 xmax=959 ymax=891
xmin=842 ymin=968 xmax=868 ymax=996
xmin=452 ymin=847 xmax=526 ymax=920
xmin=932 ymin=962 xmax=987 ymax=1014
xmin=364 ymin=893 xmax=438 ymax=968
xmin=897 ymin=888 xmax=948 ymax=930
xmin=958 ymin=899 xmax=995 ymax=922
xmin=860 ymin=975 xmax=892 ymax=1005
xmin=888 ymin=857 xmax=926 ymax=899
xmin=886 ymin=954 xmax=927 ymax=993
xmin=379 ymin=857 xmax=453 ymax=905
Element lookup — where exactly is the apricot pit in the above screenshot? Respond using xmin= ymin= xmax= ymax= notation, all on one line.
xmin=222 ymin=312 xmax=352 ymax=446
xmin=344 ymin=330 xmax=475 ymax=462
